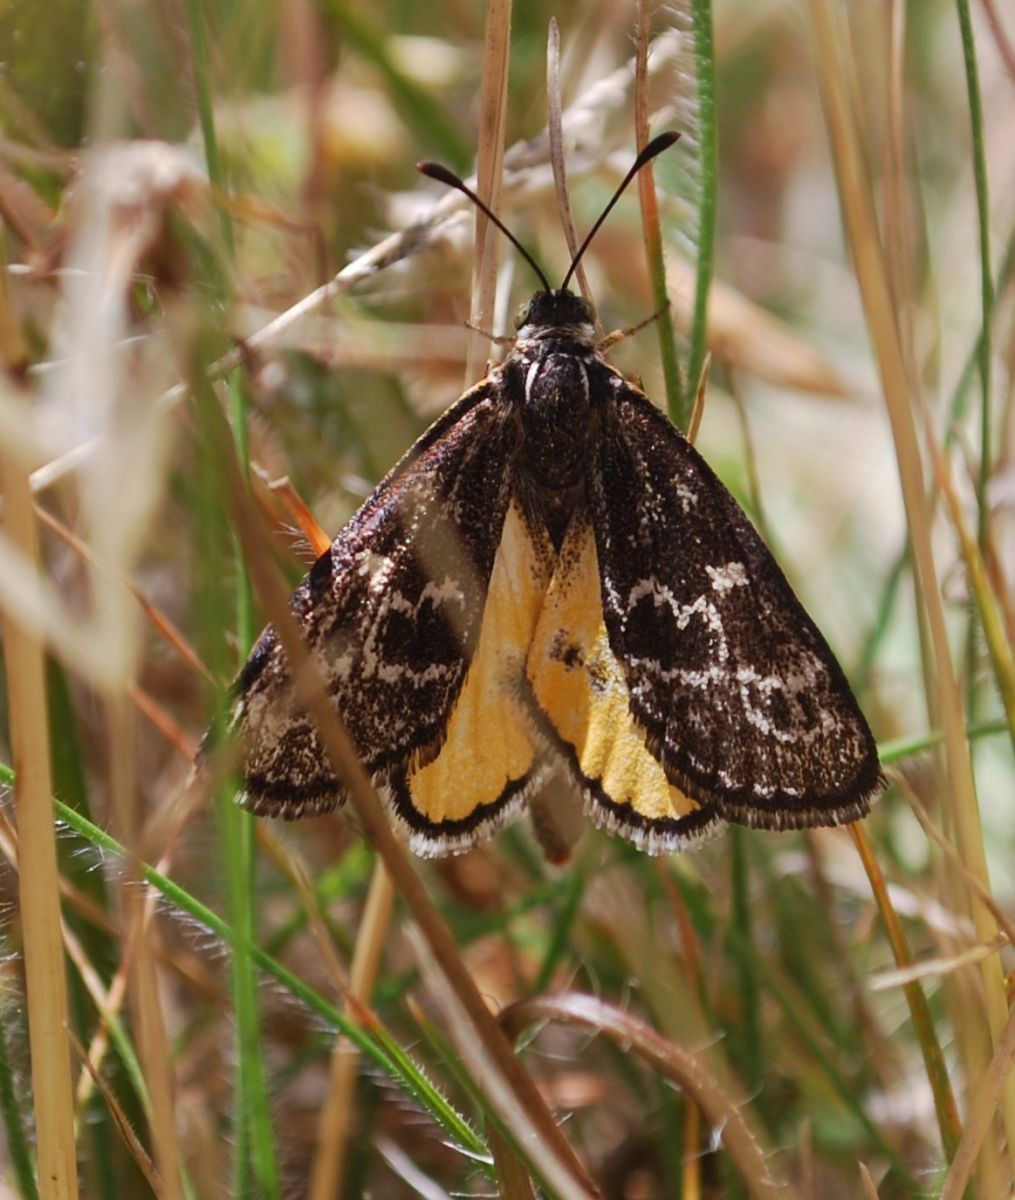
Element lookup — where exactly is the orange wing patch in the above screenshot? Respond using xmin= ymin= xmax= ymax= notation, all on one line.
xmin=395 ymin=501 xmax=552 ymax=852
xmin=526 ymin=517 xmax=709 ymax=843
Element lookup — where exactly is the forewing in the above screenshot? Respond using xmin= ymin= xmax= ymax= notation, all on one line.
xmin=233 ymin=384 xmax=518 ymax=818
xmin=592 ymin=382 xmax=883 ymax=828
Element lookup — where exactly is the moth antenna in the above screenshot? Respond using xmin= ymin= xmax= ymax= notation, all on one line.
xmin=560 ymin=130 xmax=681 ymax=293
xmin=417 ymin=161 xmax=553 ymax=293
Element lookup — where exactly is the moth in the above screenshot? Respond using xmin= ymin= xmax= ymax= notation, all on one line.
xmin=229 ymin=133 xmax=884 ymax=857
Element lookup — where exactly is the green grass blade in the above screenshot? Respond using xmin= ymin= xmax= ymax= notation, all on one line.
xmin=41 ymin=789 xmax=490 ymax=1168
xmin=686 ymin=0 xmax=718 ymax=414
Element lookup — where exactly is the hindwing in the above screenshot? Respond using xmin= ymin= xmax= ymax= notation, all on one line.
xmin=526 ymin=509 xmax=723 ymax=854
xmin=387 ymin=499 xmax=555 ymax=855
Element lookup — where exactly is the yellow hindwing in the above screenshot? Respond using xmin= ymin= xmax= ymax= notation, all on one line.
xmin=401 ymin=501 xmax=551 ymax=830
xmin=526 ymin=517 xmax=701 ymax=825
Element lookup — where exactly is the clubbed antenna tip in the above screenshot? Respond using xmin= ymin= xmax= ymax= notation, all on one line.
xmin=417 ymin=160 xmax=552 ymax=293
xmin=560 ymin=131 xmax=681 ymax=291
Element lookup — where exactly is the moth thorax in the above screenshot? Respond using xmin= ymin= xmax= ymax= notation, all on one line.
xmin=518 ymin=351 xmax=595 ymax=490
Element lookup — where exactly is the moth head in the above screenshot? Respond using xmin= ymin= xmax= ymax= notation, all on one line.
xmin=514 ymin=289 xmax=596 ymax=334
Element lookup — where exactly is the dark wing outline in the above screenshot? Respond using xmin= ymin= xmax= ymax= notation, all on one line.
xmin=233 ymin=380 xmax=519 ymax=818
xmin=385 ymin=767 xmax=548 ymax=857
xmin=591 ymin=377 xmax=884 ymax=830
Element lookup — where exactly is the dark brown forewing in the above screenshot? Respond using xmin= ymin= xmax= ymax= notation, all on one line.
xmin=232 ymin=383 xmax=518 ymax=819
xmin=591 ymin=380 xmax=884 ymax=829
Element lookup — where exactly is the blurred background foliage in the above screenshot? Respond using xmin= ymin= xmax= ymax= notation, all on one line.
xmin=0 ymin=1 xmax=1013 ymax=1198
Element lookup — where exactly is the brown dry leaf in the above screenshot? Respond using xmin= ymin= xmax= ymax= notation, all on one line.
xmin=669 ymin=256 xmax=850 ymax=397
